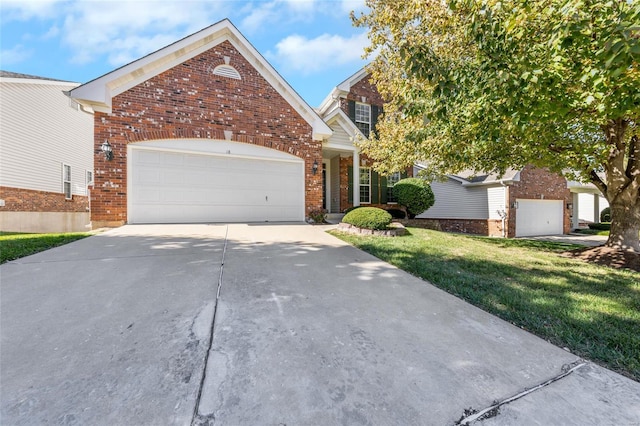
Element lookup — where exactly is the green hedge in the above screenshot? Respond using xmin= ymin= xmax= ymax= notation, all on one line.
xmin=343 ymin=207 xmax=392 ymax=230
xmin=600 ymin=207 xmax=611 ymax=222
xmin=588 ymin=222 xmax=611 ymax=231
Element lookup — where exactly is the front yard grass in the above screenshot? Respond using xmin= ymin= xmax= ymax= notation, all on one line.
xmin=0 ymin=232 xmax=90 ymax=264
xmin=330 ymin=227 xmax=640 ymax=381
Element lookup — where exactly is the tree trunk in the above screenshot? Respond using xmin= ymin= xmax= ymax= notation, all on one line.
xmin=606 ymin=198 xmax=640 ymax=253
xmin=593 ymin=119 xmax=640 ymax=253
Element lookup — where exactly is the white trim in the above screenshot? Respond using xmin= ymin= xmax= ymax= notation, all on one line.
xmin=130 ymin=144 xmax=303 ymax=164
xmin=69 ymin=19 xmax=331 ymax=141
xmin=323 ymin=160 xmax=330 ymax=212
xmin=0 ymin=77 xmax=80 ymax=87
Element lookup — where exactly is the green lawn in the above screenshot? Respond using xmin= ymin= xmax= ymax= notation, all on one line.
xmin=330 ymin=227 xmax=640 ymax=381
xmin=0 ymin=232 xmax=91 ymax=264
xmin=574 ymin=228 xmax=610 ymax=236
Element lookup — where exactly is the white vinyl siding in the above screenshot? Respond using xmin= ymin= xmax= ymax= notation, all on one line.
xmin=487 ymin=186 xmax=506 ymax=219
xmin=577 ymin=193 xmax=609 ymax=223
xmin=327 ymin=122 xmax=355 ymax=148
xmin=0 ymin=78 xmax=93 ymax=196
xmin=417 ymin=178 xmax=488 ymax=219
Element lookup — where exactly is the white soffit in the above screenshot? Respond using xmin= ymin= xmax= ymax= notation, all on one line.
xmin=68 ymin=19 xmax=331 ymax=141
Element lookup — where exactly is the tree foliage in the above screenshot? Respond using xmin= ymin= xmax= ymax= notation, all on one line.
xmin=353 ymin=0 xmax=640 ymax=251
xmin=393 ymin=178 xmax=436 ymax=218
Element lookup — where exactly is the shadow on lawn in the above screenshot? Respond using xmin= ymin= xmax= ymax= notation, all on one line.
xmin=350 ymin=239 xmax=640 ymax=381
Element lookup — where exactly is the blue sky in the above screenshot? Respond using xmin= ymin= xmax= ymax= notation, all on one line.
xmin=0 ymin=0 xmax=371 ymax=106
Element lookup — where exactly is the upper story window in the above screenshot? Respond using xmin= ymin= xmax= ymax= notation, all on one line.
xmin=355 ymin=102 xmax=371 ymax=138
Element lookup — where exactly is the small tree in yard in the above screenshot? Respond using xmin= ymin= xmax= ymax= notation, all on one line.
xmin=393 ymin=178 xmax=435 ymax=218
xmin=353 ymin=0 xmax=640 ymax=253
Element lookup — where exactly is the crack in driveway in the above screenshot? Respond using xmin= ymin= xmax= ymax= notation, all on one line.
xmin=455 ymin=360 xmax=588 ymax=425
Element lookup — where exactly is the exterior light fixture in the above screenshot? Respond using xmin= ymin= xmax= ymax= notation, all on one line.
xmin=566 ymin=202 xmax=573 ymax=210
xmin=101 ymin=140 xmax=113 ymax=161
xmin=312 ymin=159 xmax=319 ymax=175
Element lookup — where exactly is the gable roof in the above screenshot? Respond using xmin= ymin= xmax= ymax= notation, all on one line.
xmin=323 ymin=107 xmax=366 ymax=140
xmin=68 ymin=19 xmax=331 ymax=141
xmin=317 ymin=67 xmax=369 ymax=116
xmin=415 ymin=164 xmax=522 ymax=186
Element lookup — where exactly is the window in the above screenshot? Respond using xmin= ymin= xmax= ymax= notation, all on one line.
xmin=355 ymin=102 xmax=371 ymax=138
xmin=359 ymin=167 xmax=371 ymax=203
xmin=63 ymin=164 xmax=71 ymax=199
xmin=86 ymin=170 xmax=94 ymax=187
xmin=387 ymin=172 xmax=401 ymax=203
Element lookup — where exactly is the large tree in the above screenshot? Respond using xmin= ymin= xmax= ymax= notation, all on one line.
xmin=353 ymin=0 xmax=640 ymax=252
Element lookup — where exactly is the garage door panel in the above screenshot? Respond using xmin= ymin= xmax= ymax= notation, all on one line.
xmin=516 ymin=199 xmax=563 ymax=237
xmin=130 ymin=147 xmax=303 ymax=223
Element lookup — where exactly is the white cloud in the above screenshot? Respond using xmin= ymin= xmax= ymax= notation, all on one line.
xmin=0 ymin=0 xmax=65 ymax=21
xmin=340 ymin=0 xmax=366 ymax=15
xmin=240 ymin=1 xmax=277 ymax=31
xmin=42 ymin=25 xmax=60 ymax=40
xmin=0 ymin=44 xmax=33 ymax=65
xmin=60 ymin=1 xmax=223 ymax=66
xmin=269 ymin=31 xmax=369 ymax=74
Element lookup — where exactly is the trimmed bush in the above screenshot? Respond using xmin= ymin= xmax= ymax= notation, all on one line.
xmin=343 ymin=205 xmax=363 ymax=214
xmin=600 ymin=207 xmax=611 ymax=222
xmin=588 ymin=222 xmax=611 ymax=231
xmin=386 ymin=208 xmax=407 ymax=219
xmin=393 ymin=178 xmax=435 ymax=218
xmin=342 ymin=207 xmax=392 ymax=230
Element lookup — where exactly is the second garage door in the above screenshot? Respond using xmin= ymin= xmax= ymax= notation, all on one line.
xmin=515 ymin=199 xmax=563 ymax=237
xmin=129 ymin=142 xmax=304 ymax=224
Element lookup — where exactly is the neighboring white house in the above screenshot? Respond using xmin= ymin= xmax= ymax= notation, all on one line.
xmin=0 ymin=71 xmax=94 ymax=232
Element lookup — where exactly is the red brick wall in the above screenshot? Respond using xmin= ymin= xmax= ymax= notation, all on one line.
xmin=339 ymin=74 xmax=385 ymax=115
xmin=404 ymin=218 xmax=503 ymax=236
xmin=92 ymin=40 xmax=320 ymax=226
xmin=507 ymin=165 xmax=572 ymax=237
xmin=0 ymin=186 xmax=88 ymax=212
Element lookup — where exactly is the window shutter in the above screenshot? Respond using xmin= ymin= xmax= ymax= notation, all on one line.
xmin=371 ymin=170 xmax=379 ymax=204
xmin=348 ymin=100 xmax=356 ymax=124
xmin=347 ymin=165 xmax=353 ymax=204
xmin=371 ymin=105 xmax=380 ymax=138
xmin=401 ymin=171 xmax=408 ymax=179
xmin=380 ymin=175 xmax=388 ymax=204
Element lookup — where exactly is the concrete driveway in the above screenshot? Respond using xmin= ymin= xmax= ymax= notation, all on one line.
xmin=2 ymin=224 xmax=638 ymax=425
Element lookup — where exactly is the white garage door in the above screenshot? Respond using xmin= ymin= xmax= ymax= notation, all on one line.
xmin=129 ymin=141 xmax=304 ymax=223
xmin=515 ymin=199 xmax=563 ymax=237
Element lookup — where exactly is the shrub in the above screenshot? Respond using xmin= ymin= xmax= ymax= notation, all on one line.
xmin=588 ymin=222 xmax=611 ymax=231
xmin=386 ymin=208 xmax=407 ymax=219
xmin=308 ymin=209 xmax=327 ymax=224
xmin=393 ymin=178 xmax=435 ymax=218
xmin=342 ymin=207 xmax=392 ymax=230
xmin=600 ymin=207 xmax=611 ymax=222
xmin=343 ymin=205 xmax=363 ymax=214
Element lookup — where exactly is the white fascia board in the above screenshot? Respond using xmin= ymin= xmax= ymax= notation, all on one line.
xmin=336 ymin=67 xmax=369 ymax=92
xmin=69 ymin=19 xmax=331 ymax=140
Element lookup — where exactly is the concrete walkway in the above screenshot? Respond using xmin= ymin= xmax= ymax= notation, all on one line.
xmin=519 ymin=233 xmax=608 ymax=247
xmin=2 ymin=224 xmax=638 ymax=425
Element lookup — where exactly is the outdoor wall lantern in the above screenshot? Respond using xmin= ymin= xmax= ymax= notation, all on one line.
xmin=566 ymin=202 xmax=573 ymax=210
xmin=312 ymin=159 xmax=319 ymax=175
xmin=101 ymin=140 xmax=113 ymax=161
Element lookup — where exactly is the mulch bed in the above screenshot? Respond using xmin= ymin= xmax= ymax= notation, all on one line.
xmin=562 ymin=246 xmax=640 ymax=273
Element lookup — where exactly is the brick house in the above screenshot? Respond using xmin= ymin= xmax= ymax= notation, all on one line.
xmin=69 ymin=19 xmax=333 ymax=227
xmin=67 ymin=19 xmax=408 ymax=228
xmin=316 ymin=68 xmax=411 ymax=214
xmin=0 ymin=71 xmax=93 ymax=233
